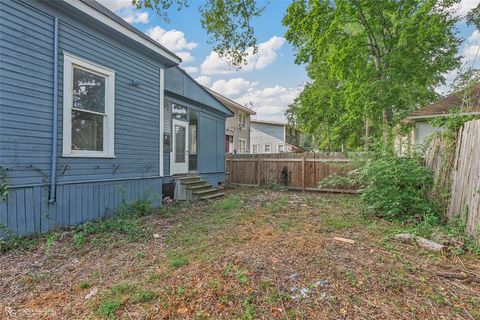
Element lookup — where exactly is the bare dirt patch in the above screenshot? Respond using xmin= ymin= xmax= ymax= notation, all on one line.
xmin=1 ymin=188 xmax=479 ymax=319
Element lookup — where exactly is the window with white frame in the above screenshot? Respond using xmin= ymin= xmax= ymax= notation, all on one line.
xmin=264 ymin=144 xmax=271 ymax=153
xmin=277 ymin=144 xmax=285 ymax=152
xmin=238 ymin=112 xmax=246 ymax=129
xmin=239 ymin=139 xmax=246 ymax=154
xmin=62 ymin=53 xmax=115 ymax=157
xmin=252 ymin=144 xmax=258 ymax=154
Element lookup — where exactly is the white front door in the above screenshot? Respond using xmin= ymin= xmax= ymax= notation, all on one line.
xmin=172 ymin=119 xmax=189 ymax=174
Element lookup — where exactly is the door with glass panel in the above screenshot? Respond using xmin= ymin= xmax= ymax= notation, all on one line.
xmin=172 ymin=119 xmax=189 ymax=174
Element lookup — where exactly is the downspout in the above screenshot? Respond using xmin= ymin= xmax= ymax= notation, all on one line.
xmin=49 ymin=17 xmax=59 ymax=203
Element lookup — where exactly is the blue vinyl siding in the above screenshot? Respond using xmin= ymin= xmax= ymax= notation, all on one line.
xmin=0 ymin=0 xmax=229 ymax=237
xmin=0 ymin=178 xmax=162 ymax=237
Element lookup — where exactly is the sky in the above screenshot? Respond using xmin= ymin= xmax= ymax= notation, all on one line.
xmin=98 ymin=0 xmax=479 ymax=122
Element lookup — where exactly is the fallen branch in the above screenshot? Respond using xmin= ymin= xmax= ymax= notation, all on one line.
xmin=393 ymin=233 xmax=445 ymax=252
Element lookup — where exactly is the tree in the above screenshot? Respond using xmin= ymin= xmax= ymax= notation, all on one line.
xmin=131 ymin=0 xmax=266 ymax=67
xmin=283 ymin=0 xmax=461 ymax=149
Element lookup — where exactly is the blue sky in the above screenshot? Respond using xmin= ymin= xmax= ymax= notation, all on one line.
xmin=98 ymin=0 xmax=479 ymax=122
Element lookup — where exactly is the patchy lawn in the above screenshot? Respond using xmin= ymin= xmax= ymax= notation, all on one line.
xmin=1 ymin=188 xmax=479 ymax=319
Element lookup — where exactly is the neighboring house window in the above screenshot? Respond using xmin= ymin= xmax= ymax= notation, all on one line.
xmin=62 ymin=53 xmax=115 ymax=157
xmin=238 ymin=112 xmax=246 ymax=129
xmin=264 ymin=144 xmax=271 ymax=153
xmin=239 ymin=139 xmax=246 ymax=154
xmin=252 ymin=144 xmax=258 ymax=154
xmin=278 ymin=144 xmax=284 ymax=152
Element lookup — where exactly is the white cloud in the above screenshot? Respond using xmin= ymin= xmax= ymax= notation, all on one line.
xmin=211 ymin=78 xmax=254 ymax=96
xmin=97 ymin=0 xmax=133 ymax=11
xmin=122 ymin=9 xmax=150 ymax=24
xmin=451 ymin=0 xmax=480 ymax=17
xmin=146 ymin=26 xmax=198 ymax=62
xmin=97 ymin=0 xmax=150 ymax=24
xmin=183 ymin=66 xmax=199 ymax=74
xmin=200 ymin=36 xmax=286 ymax=75
xmin=195 ymin=76 xmax=211 ymax=86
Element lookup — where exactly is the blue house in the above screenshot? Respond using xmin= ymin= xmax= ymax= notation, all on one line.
xmin=0 ymin=0 xmax=232 ymax=237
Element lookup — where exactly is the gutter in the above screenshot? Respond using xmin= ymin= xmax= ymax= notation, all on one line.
xmin=49 ymin=17 xmax=59 ymax=203
xmin=406 ymin=111 xmax=480 ymax=121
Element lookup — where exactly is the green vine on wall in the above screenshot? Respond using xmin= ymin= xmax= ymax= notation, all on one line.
xmin=0 ymin=166 xmax=7 ymax=203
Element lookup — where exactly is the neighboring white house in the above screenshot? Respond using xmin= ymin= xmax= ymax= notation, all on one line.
xmin=205 ymin=88 xmax=256 ymax=154
xmin=396 ymin=83 xmax=480 ymax=154
xmin=250 ymin=120 xmax=303 ymax=154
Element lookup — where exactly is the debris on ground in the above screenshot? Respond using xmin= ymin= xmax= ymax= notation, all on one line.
xmin=84 ymin=287 xmax=98 ymax=300
xmin=334 ymin=237 xmax=356 ymax=244
xmin=393 ymin=233 xmax=445 ymax=252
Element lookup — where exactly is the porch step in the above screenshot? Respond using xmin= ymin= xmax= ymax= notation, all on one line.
xmin=199 ymin=192 xmax=225 ymax=200
xmin=186 ymin=183 xmax=211 ymax=191
xmin=179 ymin=177 xmax=202 ymax=184
xmin=193 ymin=188 xmax=218 ymax=196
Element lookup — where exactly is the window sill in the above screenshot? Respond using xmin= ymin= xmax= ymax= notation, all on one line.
xmin=62 ymin=153 xmax=116 ymax=159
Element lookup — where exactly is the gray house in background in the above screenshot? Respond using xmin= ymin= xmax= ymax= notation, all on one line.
xmin=250 ymin=120 xmax=302 ymax=154
xmin=205 ymin=88 xmax=256 ymax=154
xmin=0 ymin=0 xmax=232 ymax=237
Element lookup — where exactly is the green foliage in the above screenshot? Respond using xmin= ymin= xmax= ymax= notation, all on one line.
xmin=79 ymin=281 xmax=92 ymax=289
xmin=167 ymin=251 xmax=189 ymax=268
xmin=131 ymin=290 xmax=159 ymax=303
xmin=213 ymin=195 xmax=241 ymax=211
xmin=132 ymin=0 xmax=264 ymax=67
xmin=0 ymin=166 xmax=7 ymax=202
xmin=96 ymin=298 xmax=122 ymax=319
xmin=283 ymin=0 xmax=461 ymax=149
xmin=323 ymin=147 xmax=439 ymax=222
xmin=359 ymin=153 xmax=439 ymax=221
xmin=72 ymin=199 xmax=153 ymax=246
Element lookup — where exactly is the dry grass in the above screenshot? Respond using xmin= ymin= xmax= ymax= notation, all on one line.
xmin=1 ymin=187 xmax=479 ymax=319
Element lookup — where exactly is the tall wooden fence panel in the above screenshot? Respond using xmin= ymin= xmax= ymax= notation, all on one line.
xmin=448 ymin=120 xmax=480 ymax=236
xmin=226 ymin=153 xmax=357 ymax=193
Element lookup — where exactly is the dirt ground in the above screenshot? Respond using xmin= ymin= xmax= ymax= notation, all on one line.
xmin=1 ymin=188 xmax=479 ymax=319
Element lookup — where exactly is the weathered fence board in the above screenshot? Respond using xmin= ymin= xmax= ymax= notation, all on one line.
xmin=425 ymin=119 xmax=480 ymax=237
xmin=226 ymin=153 xmax=357 ymax=193
xmin=448 ymin=120 xmax=480 ymax=235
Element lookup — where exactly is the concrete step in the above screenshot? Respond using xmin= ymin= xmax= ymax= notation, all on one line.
xmin=176 ymin=175 xmax=201 ymax=182
xmin=199 ymin=192 xmax=225 ymax=200
xmin=193 ymin=188 xmax=218 ymax=196
xmin=181 ymin=179 xmax=206 ymax=186
xmin=186 ymin=183 xmax=211 ymax=191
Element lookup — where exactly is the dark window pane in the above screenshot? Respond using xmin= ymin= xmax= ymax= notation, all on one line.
xmin=72 ymin=109 xmax=104 ymax=151
xmin=175 ymin=125 xmax=186 ymax=163
xmin=73 ymin=68 xmax=105 ymax=113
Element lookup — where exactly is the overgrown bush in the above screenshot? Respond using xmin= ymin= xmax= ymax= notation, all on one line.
xmin=321 ymin=147 xmax=440 ymax=222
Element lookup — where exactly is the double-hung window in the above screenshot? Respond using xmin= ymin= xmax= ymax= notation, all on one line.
xmin=62 ymin=53 xmax=115 ymax=157
xmin=238 ymin=112 xmax=246 ymax=129
xmin=278 ymin=144 xmax=285 ymax=152
xmin=252 ymin=144 xmax=258 ymax=154
xmin=264 ymin=144 xmax=271 ymax=153
xmin=238 ymin=139 xmax=246 ymax=154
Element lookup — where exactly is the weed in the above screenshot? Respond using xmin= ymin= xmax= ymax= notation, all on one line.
xmin=167 ymin=251 xmax=189 ymax=268
xmin=131 ymin=290 xmax=158 ymax=303
xmin=96 ymin=298 xmax=122 ymax=319
xmin=79 ymin=281 xmax=92 ymax=289
xmin=136 ymin=252 xmax=146 ymax=259
xmin=241 ymin=298 xmax=256 ymax=320
xmin=263 ymin=196 xmax=288 ymax=213
xmin=110 ymin=283 xmax=134 ymax=295
xmin=235 ymin=268 xmax=249 ymax=284
xmin=214 ymin=195 xmax=241 ymax=211
xmin=45 ymin=234 xmax=59 ymax=251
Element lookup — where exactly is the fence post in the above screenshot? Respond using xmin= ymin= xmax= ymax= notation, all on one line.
xmin=302 ymin=157 xmax=305 ymax=191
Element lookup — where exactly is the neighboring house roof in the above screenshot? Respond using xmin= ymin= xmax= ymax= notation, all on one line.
xmin=251 ymin=119 xmax=298 ymax=129
xmin=57 ymin=0 xmax=181 ymax=65
xmin=203 ymin=87 xmax=256 ymax=115
xmin=407 ymin=83 xmax=480 ymax=119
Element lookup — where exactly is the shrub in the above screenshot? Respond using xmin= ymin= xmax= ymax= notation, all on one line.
xmin=321 ymin=147 xmax=440 ymax=222
xmin=359 ymin=152 xmax=440 ymax=222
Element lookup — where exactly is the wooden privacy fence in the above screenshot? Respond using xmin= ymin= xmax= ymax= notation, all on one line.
xmin=425 ymin=119 xmax=480 ymax=237
xmin=226 ymin=153 xmax=358 ymax=193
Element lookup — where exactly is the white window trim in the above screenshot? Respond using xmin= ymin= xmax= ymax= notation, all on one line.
xmin=264 ymin=144 xmax=271 ymax=153
xmin=62 ymin=52 xmax=115 ymax=158
xmin=277 ymin=144 xmax=284 ymax=152
xmin=238 ymin=112 xmax=246 ymax=129
xmin=159 ymin=67 xmax=164 ymax=176
xmin=239 ymin=138 xmax=246 ymax=154
xmin=252 ymin=144 xmax=258 ymax=154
